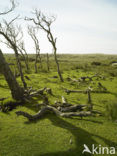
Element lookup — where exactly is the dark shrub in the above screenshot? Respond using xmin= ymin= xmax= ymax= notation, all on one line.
xmin=91 ymin=61 xmax=101 ymax=66
xmin=110 ymin=60 xmax=117 ymax=64
xmin=28 ymin=58 xmax=35 ymax=62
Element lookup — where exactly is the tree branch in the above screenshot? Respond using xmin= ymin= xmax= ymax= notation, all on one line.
xmin=0 ymin=0 xmax=17 ymax=15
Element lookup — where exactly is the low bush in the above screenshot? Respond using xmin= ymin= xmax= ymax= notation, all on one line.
xmin=91 ymin=61 xmax=101 ymax=66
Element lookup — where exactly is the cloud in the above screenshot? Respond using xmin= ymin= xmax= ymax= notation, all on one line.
xmin=0 ymin=0 xmax=117 ymax=54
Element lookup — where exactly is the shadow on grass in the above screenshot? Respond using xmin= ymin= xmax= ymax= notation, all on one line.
xmin=111 ymin=92 xmax=117 ymax=98
xmin=76 ymin=118 xmax=103 ymax=124
xmin=42 ymin=116 xmax=117 ymax=156
xmin=24 ymin=114 xmax=116 ymax=156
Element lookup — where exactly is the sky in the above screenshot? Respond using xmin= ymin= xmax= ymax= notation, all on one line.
xmin=0 ymin=0 xmax=117 ymax=54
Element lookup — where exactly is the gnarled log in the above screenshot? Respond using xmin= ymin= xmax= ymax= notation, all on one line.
xmin=64 ymin=89 xmax=109 ymax=95
xmin=29 ymin=87 xmax=46 ymax=97
xmin=58 ymin=104 xmax=86 ymax=112
xmin=16 ymin=105 xmax=92 ymax=121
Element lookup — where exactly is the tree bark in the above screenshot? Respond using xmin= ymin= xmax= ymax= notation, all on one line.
xmin=14 ymin=49 xmax=27 ymax=89
xmin=46 ymin=53 xmax=50 ymax=71
xmin=35 ymin=53 xmax=38 ymax=73
xmin=48 ymin=34 xmax=64 ymax=82
xmin=0 ymin=49 xmax=24 ymax=100
xmin=87 ymin=90 xmax=93 ymax=111
xmin=19 ymin=50 xmax=29 ymax=71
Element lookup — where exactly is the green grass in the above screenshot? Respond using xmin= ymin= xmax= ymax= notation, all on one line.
xmin=0 ymin=54 xmax=117 ymax=156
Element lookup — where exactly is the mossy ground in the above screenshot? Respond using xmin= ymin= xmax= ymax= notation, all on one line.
xmin=0 ymin=54 xmax=117 ymax=156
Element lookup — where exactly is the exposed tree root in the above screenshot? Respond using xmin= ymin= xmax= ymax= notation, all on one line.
xmin=0 ymin=101 xmax=22 ymax=112
xmin=0 ymin=87 xmax=47 ymax=112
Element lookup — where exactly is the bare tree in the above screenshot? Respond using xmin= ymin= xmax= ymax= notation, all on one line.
xmin=27 ymin=25 xmax=42 ymax=73
xmin=1 ymin=16 xmax=29 ymax=72
xmin=0 ymin=20 xmax=27 ymax=89
xmin=25 ymin=10 xmax=64 ymax=82
xmin=0 ymin=0 xmax=24 ymax=100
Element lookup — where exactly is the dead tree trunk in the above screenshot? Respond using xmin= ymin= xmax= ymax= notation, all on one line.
xmin=46 ymin=22 xmax=63 ymax=82
xmin=35 ymin=52 xmax=38 ymax=73
xmin=0 ymin=49 xmax=24 ymax=100
xmin=39 ymin=53 xmax=42 ymax=69
xmin=14 ymin=48 xmax=27 ymax=88
xmin=87 ymin=90 xmax=93 ymax=111
xmin=35 ymin=50 xmax=42 ymax=72
xmin=51 ymin=37 xmax=63 ymax=82
xmin=27 ymin=26 xmax=42 ymax=73
xmin=19 ymin=41 xmax=29 ymax=71
xmin=0 ymin=27 xmax=27 ymax=89
xmin=25 ymin=10 xmax=64 ymax=81
xmin=16 ymin=105 xmax=92 ymax=121
xmin=64 ymin=88 xmax=109 ymax=95
xmin=18 ymin=47 xmax=29 ymax=71
xmin=46 ymin=53 xmax=50 ymax=71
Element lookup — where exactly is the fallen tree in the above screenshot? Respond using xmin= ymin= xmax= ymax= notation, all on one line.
xmin=15 ymin=93 xmax=102 ymax=121
xmin=66 ymin=74 xmax=106 ymax=83
xmin=57 ymin=104 xmax=86 ymax=112
xmin=16 ymin=105 xmax=92 ymax=121
xmin=54 ymin=96 xmax=86 ymax=111
xmin=64 ymin=88 xmax=109 ymax=95
xmin=0 ymin=87 xmax=50 ymax=112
